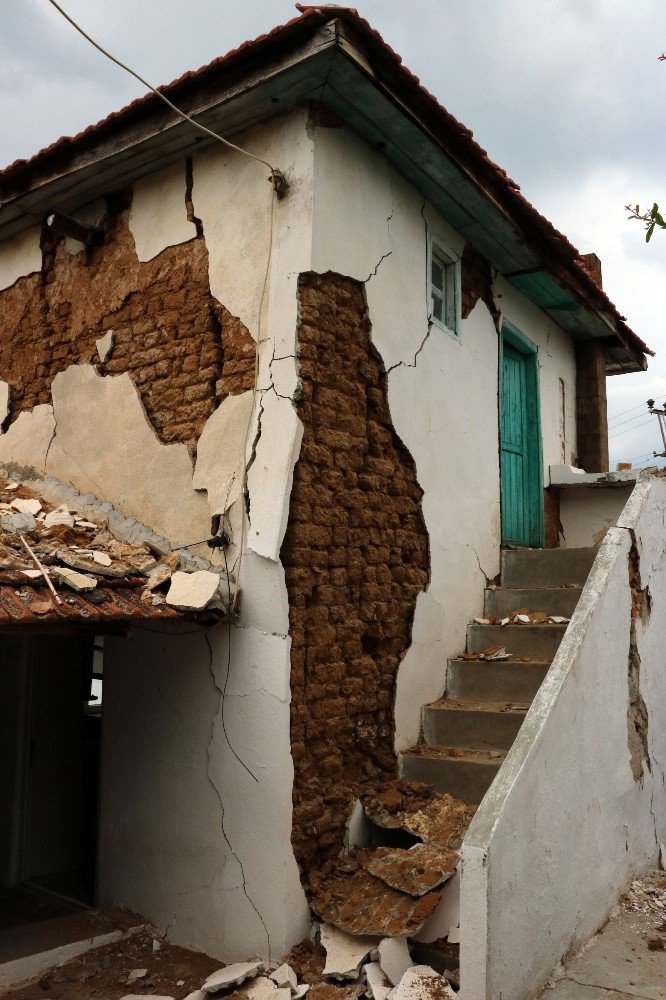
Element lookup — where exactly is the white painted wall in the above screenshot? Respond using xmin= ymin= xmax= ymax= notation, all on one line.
xmin=310 ymin=122 xmax=577 ymax=750
xmin=461 ymin=474 xmax=666 ymax=1000
xmin=559 ymin=485 xmax=633 ymax=547
xmin=0 ymin=227 xmax=42 ymax=291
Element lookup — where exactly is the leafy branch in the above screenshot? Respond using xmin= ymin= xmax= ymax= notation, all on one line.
xmin=626 ymin=203 xmax=666 ymax=242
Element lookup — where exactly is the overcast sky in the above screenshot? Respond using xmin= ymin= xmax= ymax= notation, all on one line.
xmin=2 ymin=0 xmax=665 ymax=467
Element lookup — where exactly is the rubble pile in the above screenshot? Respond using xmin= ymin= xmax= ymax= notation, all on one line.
xmin=472 ymin=610 xmax=570 ymax=627
xmin=136 ymin=931 xmax=459 ymax=1000
xmin=0 ymin=477 xmax=232 ymax=617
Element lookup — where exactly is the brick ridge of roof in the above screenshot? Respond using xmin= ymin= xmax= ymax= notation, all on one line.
xmin=0 ymin=4 xmax=652 ymax=359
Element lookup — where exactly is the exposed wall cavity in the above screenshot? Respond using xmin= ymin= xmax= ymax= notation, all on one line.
xmin=627 ymin=538 xmax=651 ymax=781
xmin=460 ymin=242 xmax=499 ymax=323
xmin=282 ymin=272 xmax=429 ymax=881
xmin=0 ymin=199 xmax=255 ymax=446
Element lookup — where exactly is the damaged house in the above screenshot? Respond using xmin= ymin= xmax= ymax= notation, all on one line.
xmin=0 ymin=7 xmax=664 ymax=1000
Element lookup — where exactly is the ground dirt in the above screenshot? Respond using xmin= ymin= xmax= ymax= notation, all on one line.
xmin=0 ymin=927 xmax=220 ymax=1000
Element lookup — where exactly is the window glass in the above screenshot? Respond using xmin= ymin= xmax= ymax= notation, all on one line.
xmin=429 ymin=244 xmax=459 ymax=336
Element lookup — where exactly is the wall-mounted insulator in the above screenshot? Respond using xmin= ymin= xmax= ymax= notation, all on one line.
xmin=44 ymin=210 xmax=104 ymax=248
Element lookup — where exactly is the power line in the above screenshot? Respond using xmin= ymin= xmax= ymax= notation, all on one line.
xmin=607 ymin=410 xmax=651 ymax=431
xmin=609 ymin=417 xmax=656 ymax=439
xmin=607 ymin=401 xmax=650 ymax=423
xmin=45 ymin=0 xmax=281 ymax=181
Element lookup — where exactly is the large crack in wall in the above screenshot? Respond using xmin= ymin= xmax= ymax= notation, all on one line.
xmin=281 ymin=271 xmax=430 ymax=885
xmin=627 ymin=535 xmax=651 ymax=782
xmin=0 ymin=196 xmax=255 ymax=446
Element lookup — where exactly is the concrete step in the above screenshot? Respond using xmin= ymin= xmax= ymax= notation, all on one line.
xmin=484 ymin=585 xmax=581 ymax=619
xmin=399 ymin=746 xmax=504 ymax=804
xmin=501 ymin=547 xmax=596 ymax=588
xmin=447 ymin=657 xmax=550 ymax=702
xmin=422 ymin=700 xmax=527 ymax=751
xmin=466 ymin=622 xmax=566 ymax=659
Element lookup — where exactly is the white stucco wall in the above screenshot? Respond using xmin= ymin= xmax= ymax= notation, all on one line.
xmin=559 ymin=484 xmax=633 ymax=547
xmin=461 ymin=475 xmax=666 ymax=1000
xmin=309 ymin=122 xmax=577 ymax=750
xmin=0 ymin=109 xmax=314 ymax=961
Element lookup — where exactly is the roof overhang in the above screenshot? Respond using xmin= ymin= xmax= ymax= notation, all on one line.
xmin=0 ymin=10 xmax=650 ymax=373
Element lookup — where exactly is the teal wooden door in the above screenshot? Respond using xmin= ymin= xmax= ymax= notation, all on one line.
xmin=500 ymin=327 xmax=544 ymax=547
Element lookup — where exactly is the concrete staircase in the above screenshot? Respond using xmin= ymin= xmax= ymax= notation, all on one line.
xmin=399 ymin=546 xmax=596 ymax=804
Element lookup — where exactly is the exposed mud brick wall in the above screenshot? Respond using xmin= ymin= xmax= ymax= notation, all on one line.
xmin=0 ymin=197 xmax=255 ymax=444
xmin=575 ymin=340 xmax=609 ymax=473
xmin=282 ymin=272 xmax=429 ymax=882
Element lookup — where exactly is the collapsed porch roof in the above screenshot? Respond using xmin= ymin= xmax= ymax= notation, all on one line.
xmin=0 ymin=472 xmax=227 ymax=635
xmin=0 ymin=5 xmax=651 ymax=373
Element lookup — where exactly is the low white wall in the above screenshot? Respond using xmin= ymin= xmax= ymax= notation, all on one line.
xmin=559 ymin=485 xmax=633 ymax=548
xmin=460 ymin=475 xmax=666 ymax=1000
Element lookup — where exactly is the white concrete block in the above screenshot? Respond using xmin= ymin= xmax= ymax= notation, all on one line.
xmin=166 ymin=570 xmax=220 ymax=611
xmin=364 ymin=962 xmax=392 ymax=1000
xmin=44 ymin=506 xmax=75 ymax=528
xmin=11 ymin=497 xmax=41 ymax=516
xmin=129 ymin=161 xmax=196 ymax=262
xmin=53 ymin=567 xmax=97 ymax=592
xmin=321 ymin=923 xmax=377 ymax=980
xmin=391 ymin=967 xmax=455 ymax=1000
xmin=378 ymin=937 xmax=412 ymax=987
xmin=202 ymin=960 xmax=267 ymax=993
xmin=269 ymin=964 xmax=297 ymax=991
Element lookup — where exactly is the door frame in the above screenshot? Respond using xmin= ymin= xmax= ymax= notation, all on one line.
xmin=500 ymin=320 xmax=545 ymax=548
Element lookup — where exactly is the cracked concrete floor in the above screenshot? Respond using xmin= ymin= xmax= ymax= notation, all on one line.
xmin=541 ymin=869 xmax=666 ymax=1000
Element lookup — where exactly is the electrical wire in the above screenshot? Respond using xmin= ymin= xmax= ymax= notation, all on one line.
xmin=44 ymin=0 xmax=280 ymax=613
xmin=607 ymin=410 xmax=652 ymax=432
xmin=45 ymin=0 xmax=278 ymax=175
xmin=607 ymin=401 xmax=650 ymax=423
xmin=609 ymin=417 xmax=655 ymax=439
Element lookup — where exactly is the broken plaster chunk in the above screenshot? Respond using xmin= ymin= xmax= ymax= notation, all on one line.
xmin=0 ymin=381 xmax=10 ymax=427
xmin=269 ymin=965 xmax=297 ymax=991
xmin=10 ymin=497 xmax=41 ymax=516
xmin=364 ymin=844 xmax=458 ymax=897
xmin=202 ymin=961 xmax=268 ymax=994
xmin=240 ymin=978 xmax=290 ymax=1000
xmin=126 ymin=970 xmax=148 ymax=985
xmin=321 ymin=924 xmax=379 ymax=981
xmin=96 ymin=329 xmax=115 ymax=363
xmin=550 ymin=615 xmax=570 ymax=624
xmin=184 ymin=992 xmax=207 ymax=1000
xmin=1 ymin=511 xmax=36 ymax=534
xmin=166 ymin=570 xmax=221 ymax=611
xmin=53 ymin=566 xmax=97 ymax=592
xmin=377 ymin=938 xmax=412 ymax=987
xmin=363 ymin=963 xmax=392 ymax=1000
xmin=21 ymin=569 xmax=43 ymax=579
xmin=92 ymin=550 xmax=113 ymax=566
xmin=391 ymin=967 xmax=455 ymax=1000
xmin=147 ymin=562 xmax=174 ymax=591
xmin=292 ymin=987 xmax=310 ymax=999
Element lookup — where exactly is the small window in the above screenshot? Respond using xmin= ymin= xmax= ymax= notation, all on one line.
xmin=428 ymin=239 xmax=460 ymax=338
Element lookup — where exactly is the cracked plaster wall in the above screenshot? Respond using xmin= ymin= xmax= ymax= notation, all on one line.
xmin=309 ymin=123 xmax=577 ymax=751
xmin=0 ymin=108 xmax=313 ymax=959
xmin=461 ymin=475 xmax=666 ymax=1000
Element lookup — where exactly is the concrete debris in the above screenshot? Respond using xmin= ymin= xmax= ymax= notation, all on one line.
xmin=515 ymin=614 xmax=531 ymax=624
xmin=446 ymin=925 xmax=460 ymax=945
xmin=152 ymin=939 xmax=162 ymax=952
xmin=0 ymin=381 xmax=10 ymax=427
xmin=270 ymin=964 xmax=298 ymax=991
xmin=147 ymin=562 xmax=174 ymax=591
xmin=239 ymin=976 xmax=291 ymax=1000
xmin=360 ymin=781 xmax=475 ymax=850
xmin=57 ymin=547 xmax=128 ymax=578
xmin=11 ymin=497 xmax=41 ymax=515
xmin=310 ymin=853 xmax=441 ymax=938
xmin=1 ymin=511 xmax=36 ymax=534
xmin=292 ymin=986 xmax=311 ymax=998
xmin=44 ymin=505 xmax=76 ymax=528
xmin=76 ymin=519 xmax=100 ymax=529
xmin=345 ymin=798 xmax=372 ymax=852
xmin=473 ymin=617 xmax=490 ymax=625
xmin=184 ymin=993 xmax=206 ymax=1000
xmin=363 ymin=961 xmax=392 ymax=1000
xmin=473 ymin=609 xmax=571 ymax=626
xmin=390 ymin=966 xmax=455 ymax=1000
xmin=202 ymin=961 xmax=268 ymax=994
xmin=550 ymin=615 xmax=570 ymax=624
xmin=21 ymin=568 xmax=43 ymax=579
xmin=53 ymin=566 xmax=98 ymax=592
xmin=364 ymin=845 xmax=458 ymax=897
xmin=97 ymin=329 xmax=115 ymax=363
xmin=377 ymin=937 xmax=412 ymax=986
xmin=320 ymin=924 xmax=378 ymax=980
xmin=126 ymin=968 xmax=148 ymax=984
xmin=167 ymin=569 xmax=221 ymax=611
xmin=92 ymin=550 xmax=113 ymax=566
